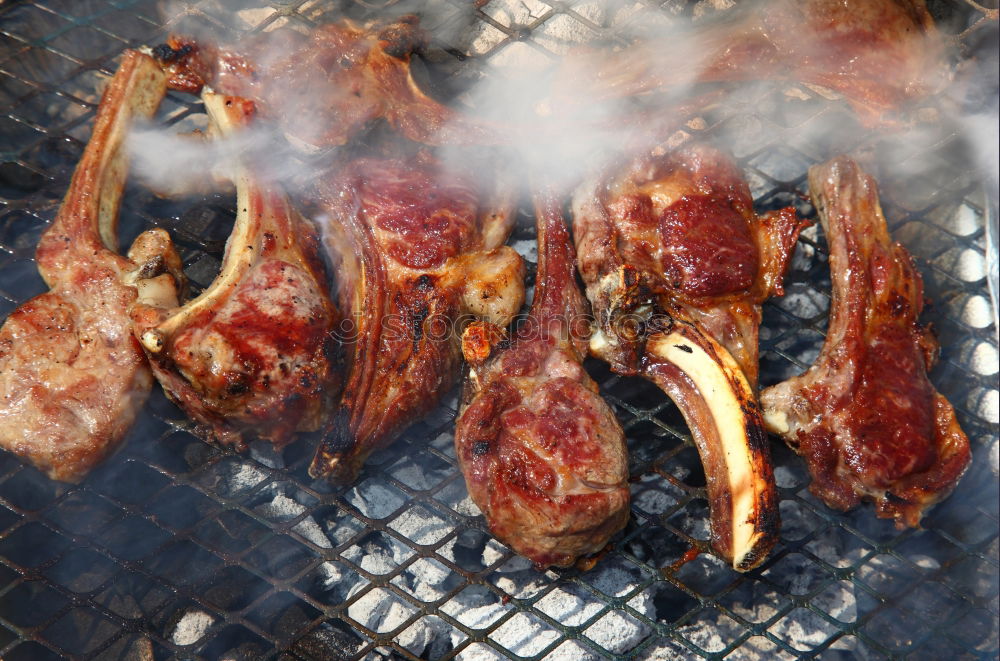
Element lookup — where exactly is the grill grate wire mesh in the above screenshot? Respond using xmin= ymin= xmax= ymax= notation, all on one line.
xmin=0 ymin=1 xmax=998 ymax=659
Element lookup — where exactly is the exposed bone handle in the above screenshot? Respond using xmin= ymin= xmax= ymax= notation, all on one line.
xmin=644 ymin=322 xmax=779 ymax=571
xmin=37 ymin=51 xmax=167 ymax=283
xmin=138 ymin=92 xmax=259 ymax=342
xmin=458 ymin=247 xmax=526 ymax=326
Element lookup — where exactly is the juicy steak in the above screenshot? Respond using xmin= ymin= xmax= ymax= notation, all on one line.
xmin=0 ymin=51 xmax=181 ymax=482
xmin=572 ymin=143 xmax=805 ymax=570
xmin=455 ymin=189 xmax=629 ymax=569
xmin=131 ymin=93 xmax=340 ymax=449
xmin=760 ymin=157 xmax=971 ymax=526
xmin=309 ymin=151 xmax=524 ymax=483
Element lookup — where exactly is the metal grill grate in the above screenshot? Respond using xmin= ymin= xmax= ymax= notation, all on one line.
xmin=1 ymin=1 xmax=998 ymax=659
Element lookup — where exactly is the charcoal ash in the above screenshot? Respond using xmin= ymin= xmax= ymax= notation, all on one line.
xmin=542 ymin=639 xmax=605 ymax=661
xmin=347 ymin=586 xmax=418 ymax=635
xmin=343 ymin=530 xmax=414 ymax=575
xmin=396 ymin=615 xmax=464 ymax=658
xmin=440 ymin=584 xmax=511 ymax=630
xmin=169 ymin=609 xmax=216 ymax=646
xmin=488 ymin=555 xmax=551 ymax=601
xmin=582 ymin=609 xmax=652 ymax=653
xmin=391 ymin=557 xmax=463 ymax=602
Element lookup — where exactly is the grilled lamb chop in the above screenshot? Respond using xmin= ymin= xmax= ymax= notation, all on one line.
xmin=131 ymin=92 xmax=340 ymax=449
xmin=0 ymin=51 xmax=181 ymax=482
xmin=156 ymin=15 xmax=500 ymax=149
xmin=455 ymin=188 xmax=629 ymax=569
xmin=555 ymin=0 xmax=948 ymax=126
xmin=572 ymin=143 xmax=805 ymax=570
xmin=760 ymin=157 xmax=971 ymax=527
xmin=308 ymin=151 xmax=524 ymax=483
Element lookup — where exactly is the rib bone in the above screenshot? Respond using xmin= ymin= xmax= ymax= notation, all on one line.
xmin=131 ymin=92 xmax=340 ymax=448
xmin=572 ymin=143 xmax=802 ymax=570
xmin=644 ymin=317 xmax=777 ymax=571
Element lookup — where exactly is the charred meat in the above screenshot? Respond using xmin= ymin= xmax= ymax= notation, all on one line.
xmin=760 ymin=157 xmax=971 ymax=527
xmin=131 ymin=92 xmax=340 ymax=449
xmin=572 ymin=143 xmax=805 ymax=570
xmin=309 ymin=151 xmax=524 ymax=483
xmin=455 ymin=188 xmax=629 ymax=569
xmin=0 ymin=51 xmax=181 ymax=482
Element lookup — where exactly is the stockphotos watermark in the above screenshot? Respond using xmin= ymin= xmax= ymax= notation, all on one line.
xmin=325 ymin=309 xmax=664 ymax=344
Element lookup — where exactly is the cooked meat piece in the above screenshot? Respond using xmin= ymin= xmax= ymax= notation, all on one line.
xmin=309 ymin=151 xmax=524 ymax=483
xmin=131 ymin=92 xmax=340 ymax=449
xmin=577 ymin=143 xmax=806 ymax=388
xmin=572 ymin=143 xmax=806 ymax=570
xmin=760 ymin=157 xmax=971 ymax=527
xmin=156 ymin=15 xmax=500 ymax=149
xmin=455 ymin=188 xmax=629 ymax=569
xmin=555 ymin=0 xmax=949 ymax=125
xmin=0 ymin=51 xmax=181 ymax=482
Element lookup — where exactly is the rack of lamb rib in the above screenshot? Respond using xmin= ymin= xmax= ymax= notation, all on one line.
xmin=454 ymin=187 xmax=630 ymax=569
xmin=131 ymin=92 xmax=341 ymax=449
xmin=0 ymin=51 xmax=183 ymax=482
xmin=760 ymin=156 xmax=971 ymax=527
xmin=571 ymin=142 xmax=807 ymax=570
xmin=308 ymin=149 xmax=525 ymax=483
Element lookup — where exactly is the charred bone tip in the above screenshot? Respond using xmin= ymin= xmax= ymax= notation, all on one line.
xmin=309 ymin=409 xmax=359 ymax=483
xmin=307 ymin=451 xmax=339 ymax=480
xmin=140 ymin=329 xmax=165 ymax=353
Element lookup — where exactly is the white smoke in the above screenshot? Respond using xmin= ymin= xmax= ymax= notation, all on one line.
xmin=128 ymin=0 xmax=748 ymax=196
xmin=127 ymin=118 xmax=324 ymax=196
xmin=129 ymin=0 xmax=997 ymax=225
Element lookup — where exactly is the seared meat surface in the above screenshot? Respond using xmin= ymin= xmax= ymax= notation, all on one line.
xmin=455 ymin=189 xmax=629 ymax=569
xmin=309 ymin=151 xmax=524 ymax=483
xmin=761 ymin=157 xmax=971 ymax=527
xmin=0 ymin=51 xmax=181 ymax=482
xmin=556 ymin=0 xmax=948 ymax=125
xmin=572 ymin=143 xmax=805 ymax=570
xmin=132 ymin=93 xmax=340 ymax=449
xmin=577 ymin=144 xmax=805 ymax=387
xmin=157 ymin=15 xmax=499 ymax=149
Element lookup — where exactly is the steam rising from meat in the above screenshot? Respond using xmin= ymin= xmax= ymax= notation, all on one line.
xmin=128 ymin=120 xmax=314 ymax=195
xmin=126 ymin=0 xmax=994 ymax=212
